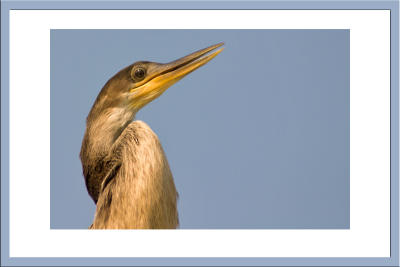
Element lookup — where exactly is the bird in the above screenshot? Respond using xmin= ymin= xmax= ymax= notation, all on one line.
xmin=80 ymin=42 xmax=224 ymax=229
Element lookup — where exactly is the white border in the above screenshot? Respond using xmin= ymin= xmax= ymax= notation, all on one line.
xmin=9 ymin=10 xmax=390 ymax=257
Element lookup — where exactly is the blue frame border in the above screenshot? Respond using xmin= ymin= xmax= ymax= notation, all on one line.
xmin=1 ymin=1 xmax=398 ymax=266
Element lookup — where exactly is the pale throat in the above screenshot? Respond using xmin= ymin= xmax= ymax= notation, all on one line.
xmin=86 ymin=106 xmax=137 ymax=158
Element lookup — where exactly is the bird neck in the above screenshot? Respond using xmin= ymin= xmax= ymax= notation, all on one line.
xmin=85 ymin=108 xmax=136 ymax=157
xmin=80 ymin=107 xmax=136 ymax=202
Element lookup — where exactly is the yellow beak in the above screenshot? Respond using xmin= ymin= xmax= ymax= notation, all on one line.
xmin=130 ymin=42 xmax=224 ymax=110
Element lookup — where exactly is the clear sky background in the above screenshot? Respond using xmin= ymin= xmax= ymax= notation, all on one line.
xmin=50 ymin=29 xmax=349 ymax=229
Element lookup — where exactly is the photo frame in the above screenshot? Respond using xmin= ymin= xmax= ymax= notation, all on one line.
xmin=1 ymin=1 xmax=398 ymax=266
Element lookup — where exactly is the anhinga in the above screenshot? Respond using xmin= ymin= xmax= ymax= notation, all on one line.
xmin=80 ymin=43 xmax=224 ymax=229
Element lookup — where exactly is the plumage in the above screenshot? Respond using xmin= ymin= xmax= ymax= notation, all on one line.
xmin=80 ymin=43 xmax=224 ymax=229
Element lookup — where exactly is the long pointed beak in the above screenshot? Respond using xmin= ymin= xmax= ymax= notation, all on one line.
xmin=161 ymin=42 xmax=225 ymax=80
xmin=130 ymin=43 xmax=224 ymax=109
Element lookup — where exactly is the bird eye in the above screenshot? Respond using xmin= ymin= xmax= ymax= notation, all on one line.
xmin=133 ymin=68 xmax=146 ymax=80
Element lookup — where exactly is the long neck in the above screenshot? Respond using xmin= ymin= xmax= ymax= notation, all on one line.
xmin=80 ymin=107 xmax=135 ymax=202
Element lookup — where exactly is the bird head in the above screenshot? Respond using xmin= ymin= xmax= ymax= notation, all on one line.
xmin=89 ymin=42 xmax=224 ymax=125
xmin=127 ymin=42 xmax=224 ymax=111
